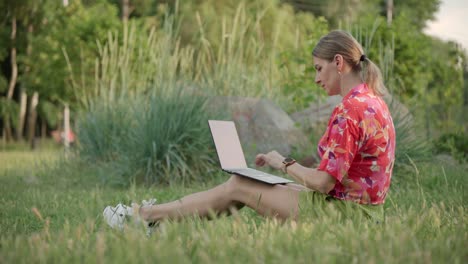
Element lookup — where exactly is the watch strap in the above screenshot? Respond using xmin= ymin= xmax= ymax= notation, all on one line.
xmin=282 ymin=158 xmax=296 ymax=173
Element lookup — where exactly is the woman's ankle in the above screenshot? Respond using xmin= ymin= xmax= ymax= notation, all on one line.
xmin=138 ymin=204 xmax=153 ymax=221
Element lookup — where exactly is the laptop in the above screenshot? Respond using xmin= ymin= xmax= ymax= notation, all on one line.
xmin=208 ymin=120 xmax=293 ymax=185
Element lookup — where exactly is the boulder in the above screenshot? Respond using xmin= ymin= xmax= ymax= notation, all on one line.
xmin=208 ymin=96 xmax=311 ymax=164
xmin=291 ymin=93 xmax=412 ymax=131
xmin=290 ymin=95 xmax=342 ymax=128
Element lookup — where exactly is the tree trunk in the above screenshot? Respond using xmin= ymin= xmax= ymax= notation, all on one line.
xmin=463 ymin=66 xmax=468 ymax=132
xmin=7 ymin=16 xmax=17 ymax=100
xmin=18 ymin=24 xmax=34 ymax=141
xmin=121 ymin=0 xmax=131 ymax=23
xmin=41 ymin=119 xmax=47 ymax=139
xmin=4 ymin=15 xmax=18 ymax=142
xmin=16 ymin=90 xmax=28 ymax=140
xmin=464 ymin=65 xmax=468 ymax=107
xmin=28 ymin=92 xmax=39 ymax=149
xmin=3 ymin=123 xmax=12 ymax=142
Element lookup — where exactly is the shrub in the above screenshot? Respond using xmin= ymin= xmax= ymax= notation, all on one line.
xmin=433 ymin=132 xmax=468 ymax=163
xmin=76 ymin=100 xmax=134 ymax=163
xmin=388 ymin=99 xmax=433 ymax=176
xmin=126 ymin=88 xmax=222 ymax=185
xmin=76 ymin=86 xmax=222 ymax=186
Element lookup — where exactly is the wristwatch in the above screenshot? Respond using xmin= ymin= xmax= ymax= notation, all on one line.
xmin=282 ymin=157 xmax=296 ymax=173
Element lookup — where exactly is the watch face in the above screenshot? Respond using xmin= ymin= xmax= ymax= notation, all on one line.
xmin=284 ymin=157 xmax=294 ymax=163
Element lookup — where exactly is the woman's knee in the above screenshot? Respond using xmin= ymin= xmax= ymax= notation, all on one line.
xmin=221 ymin=175 xmax=247 ymax=210
xmin=226 ymin=175 xmax=249 ymax=198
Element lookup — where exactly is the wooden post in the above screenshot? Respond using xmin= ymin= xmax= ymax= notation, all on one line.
xmin=121 ymin=0 xmax=131 ymax=23
xmin=28 ymin=92 xmax=39 ymax=149
xmin=387 ymin=0 xmax=393 ymax=26
xmin=64 ymin=104 xmax=70 ymax=149
xmin=17 ymin=90 xmax=27 ymax=140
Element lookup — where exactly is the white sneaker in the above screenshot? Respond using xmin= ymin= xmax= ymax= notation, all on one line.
xmin=103 ymin=198 xmax=158 ymax=235
xmin=103 ymin=203 xmax=133 ymax=231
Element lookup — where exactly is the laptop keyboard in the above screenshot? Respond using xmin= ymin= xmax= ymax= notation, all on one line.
xmin=225 ymin=168 xmax=291 ymax=183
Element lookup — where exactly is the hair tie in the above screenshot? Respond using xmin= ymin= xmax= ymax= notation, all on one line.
xmin=360 ymin=54 xmax=366 ymax=62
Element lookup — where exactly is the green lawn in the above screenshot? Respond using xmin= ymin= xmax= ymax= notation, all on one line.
xmin=0 ymin=150 xmax=466 ymax=263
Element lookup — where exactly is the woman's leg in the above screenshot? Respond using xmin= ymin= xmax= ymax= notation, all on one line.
xmin=139 ymin=175 xmax=308 ymax=222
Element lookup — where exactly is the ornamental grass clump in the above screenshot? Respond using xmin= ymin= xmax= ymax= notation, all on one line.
xmin=76 ymin=86 xmax=221 ymax=186
xmin=126 ymin=88 xmax=221 ymax=185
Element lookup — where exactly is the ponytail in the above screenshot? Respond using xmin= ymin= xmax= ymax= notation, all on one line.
xmin=362 ymin=58 xmax=387 ymax=96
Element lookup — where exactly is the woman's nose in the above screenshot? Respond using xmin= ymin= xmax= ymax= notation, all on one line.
xmin=315 ymin=75 xmax=320 ymax=84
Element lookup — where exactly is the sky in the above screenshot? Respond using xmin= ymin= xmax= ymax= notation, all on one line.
xmin=424 ymin=0 xmax=468 ymax=51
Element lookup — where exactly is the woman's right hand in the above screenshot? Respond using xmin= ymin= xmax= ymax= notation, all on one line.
xmin=255 ymin=151 xmax=285 ymax=171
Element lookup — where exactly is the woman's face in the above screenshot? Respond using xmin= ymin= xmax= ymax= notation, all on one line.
xmin=313 ymin=56 xmax=340 ymax=96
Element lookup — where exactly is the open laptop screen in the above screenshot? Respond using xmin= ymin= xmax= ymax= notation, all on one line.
xmin=208 ymin=120 xmax=248 ymax=169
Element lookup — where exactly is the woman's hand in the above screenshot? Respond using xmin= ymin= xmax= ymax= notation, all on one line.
xmin=255 ymin=151 xmax=285 ymax=171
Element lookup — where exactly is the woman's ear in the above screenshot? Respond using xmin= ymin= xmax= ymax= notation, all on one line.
xmin=334 ymin=54 xmax=343 ymax=70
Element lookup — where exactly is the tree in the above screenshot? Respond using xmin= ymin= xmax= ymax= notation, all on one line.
xmin=0 ymin=0 xmax=32 ymax=142
xmin=0 ymin=0 xmax=121 ymax=145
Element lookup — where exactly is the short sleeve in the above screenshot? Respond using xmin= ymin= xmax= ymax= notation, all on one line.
xmin=317 ymin=114 xmax=359 ymax=182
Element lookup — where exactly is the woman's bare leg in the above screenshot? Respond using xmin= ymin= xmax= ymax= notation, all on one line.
xmin=139 ymin=175 xmax=308 ymax=222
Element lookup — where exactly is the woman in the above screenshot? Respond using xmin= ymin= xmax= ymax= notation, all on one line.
xmin=103 ymin=30 xmax=395 ymax=230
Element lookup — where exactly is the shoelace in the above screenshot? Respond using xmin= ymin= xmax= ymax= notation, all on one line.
xmin=140 ymin=199 xmax=158 ymax=236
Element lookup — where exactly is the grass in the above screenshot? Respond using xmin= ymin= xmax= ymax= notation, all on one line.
xmin=0 ymin=150 xmax=466 ymax=263
xmin=76 ymin=88 xmax=223 ymax=186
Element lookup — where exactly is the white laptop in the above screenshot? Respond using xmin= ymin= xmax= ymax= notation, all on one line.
xmin=208 ymin=120 xmax=293 ymax=185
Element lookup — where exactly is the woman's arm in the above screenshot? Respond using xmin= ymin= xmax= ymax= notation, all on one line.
xmin=255 ymin=151 xmax=336 ymax=194
xmin=285 ymin=163 xmax=335 ymax=193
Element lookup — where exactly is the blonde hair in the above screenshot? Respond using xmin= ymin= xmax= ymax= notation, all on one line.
xmin=312 ymin=30 xmax=386 ymax=96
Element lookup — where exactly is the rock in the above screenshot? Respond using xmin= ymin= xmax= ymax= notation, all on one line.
xmin=208 ymin=96 xmax=311 ymax=164
xmin=291 ymin=93 xmax=412 ymax=131
xmin=290 ymin=95 xmax=342 ymax=128
xmin=435 ymin=154 xmax=459 ymax=167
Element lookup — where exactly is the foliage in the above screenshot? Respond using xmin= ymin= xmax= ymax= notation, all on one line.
xmin=128 ymin=90 xmax=220 ymax=185
xmin=286 ymin=0 xmax=441 ymax=30
xmin=433 ymin=132 xmax=468 ymax=163
xmin=391 ymin=0 xmax=441 ymax=30
xmin=24 ymin=0 xmax=121 ymax=105
xmin=76 ymin=87 xmax=220 ymax=185
xmin=277 ymin=15 xmax=329 ymax=112
xmin=0 ymin=97 xmax=19 ymax=128
xmin=390 ymin=102 xmax=432 ymax=174
xmin=285 ymin=0 xmax=381 ymax=28
xmin=341 ymin=12 xmax=466 ymax=145
xmin=424 ymin=39 xmax=466 ymax=135
xmin=0 ymin=0 xmax=121 ymax=138
xmin=175 ymin=0 xmax=329 ymax=110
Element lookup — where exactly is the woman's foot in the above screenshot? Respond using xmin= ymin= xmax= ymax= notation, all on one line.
xmin=103 ymin=198 xmax=157 ymax=235
xmin=137 ymin=200 xmax=153 ymax=222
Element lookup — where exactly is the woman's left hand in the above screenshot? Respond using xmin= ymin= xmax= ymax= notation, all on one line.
xmin=255 ymin=151 xmax=285 ymax=171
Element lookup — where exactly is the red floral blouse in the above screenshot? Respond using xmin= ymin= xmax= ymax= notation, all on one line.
xmin=317 ymin=83 xmax=396 ymax=205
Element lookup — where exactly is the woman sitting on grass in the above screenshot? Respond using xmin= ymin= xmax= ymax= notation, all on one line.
xmin=103 ymin=30 xmax=396 ymax=231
